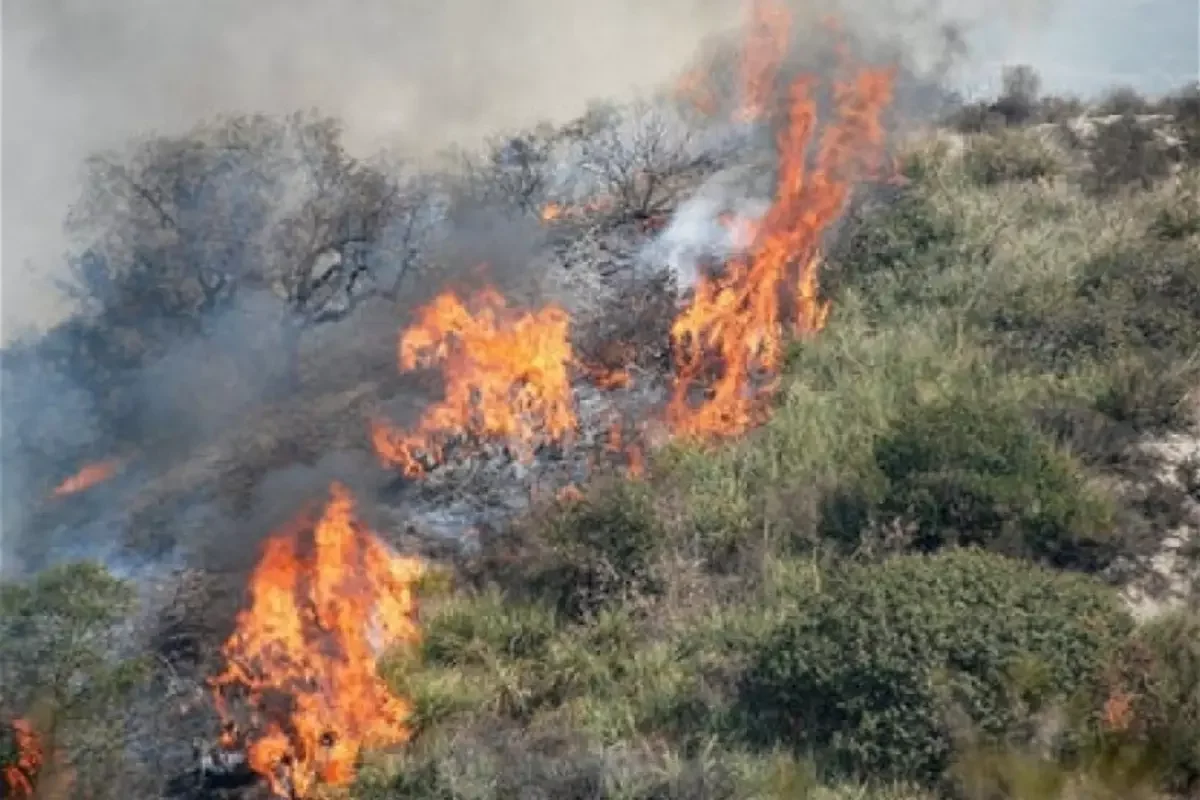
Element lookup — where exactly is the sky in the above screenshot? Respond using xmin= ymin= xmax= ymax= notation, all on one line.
xmin=1 ymin=0 xmax=1197 ymax=342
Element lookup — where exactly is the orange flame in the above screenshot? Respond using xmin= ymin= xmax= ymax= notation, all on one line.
xmin=1 ymin=719 xmax=41 ymax=798
xmin=669 ymin=62 xmax=893 ymax=438
xmin=50 ymin=458 xmax=121 ymax=498
xmin=734 ymin=0 xmax=792 ymax=122
xmin=371 ymin=286 xmax=577 ymax=477
xmin=209 ymin=483 xmax=424 ymax=797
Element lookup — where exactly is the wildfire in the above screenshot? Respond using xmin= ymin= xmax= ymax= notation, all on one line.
xmin=50 ymin=458 xmax=121 ymax=498
xmin=1 ymin=719 xmax=41 ymax=798
xmin=371 ymin=285 xmax=577 ymax=477
xmin=209 ymin=483 xmax=424 ymax=797
xmin=668 ymin=61 xmax=893 ymax=438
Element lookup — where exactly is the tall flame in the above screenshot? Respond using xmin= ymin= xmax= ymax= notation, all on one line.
xmin=371 ymin=286 xmax=577 ymax=476
xmin=668 ymin=62 xmax=893 ymax=438
xmin=209 ymin=483 xmax=424 ymax=797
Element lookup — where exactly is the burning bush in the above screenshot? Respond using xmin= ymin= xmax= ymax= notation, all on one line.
xmin=209 ymin=483 xmax=424 ymax=797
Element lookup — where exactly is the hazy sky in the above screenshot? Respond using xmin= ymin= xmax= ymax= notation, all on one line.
xmin=1 ymin=0 xmax=1196 ymax=341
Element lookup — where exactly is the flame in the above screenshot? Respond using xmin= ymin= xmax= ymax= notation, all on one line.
xmin=668 ymin=62 xmax=893 ymax=438
xmin=50 ymin=458 xmax=121 ymax=498
xmin=1 ymin=719 xmax=41 ymax=798
xmin=209 ymin=483 xmax=424 ymax=797
xmin=371 ymin=285 xmax=577 ymax=477
xmin=734 ymin=0 xmax=792 ymax=122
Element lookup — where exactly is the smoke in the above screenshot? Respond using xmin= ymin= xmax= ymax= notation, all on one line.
xmin=3 ymin=0 xmax=1193 ymax=581
xmin=2 ymin=0 xmax=1092 ymax=342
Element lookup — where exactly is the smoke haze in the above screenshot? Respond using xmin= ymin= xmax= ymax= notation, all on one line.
xmin=1 ymin=0 xmax=1196 ymax=340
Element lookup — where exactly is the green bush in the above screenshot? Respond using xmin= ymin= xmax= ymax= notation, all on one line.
xmin=736 ymin=549 xmax=1133 ymax=783
xmin=826 ymin=188 xmax=977 ymax=315
xmin=1104 ymin=610 xmax=1200 ymax=793
xmin=824 ymin=394 xmax=1119 ymax=570
xmin=989 ymin=240 xmax=1200 ymax=373
xmin=0 ymin=562 xmax=148 ymax=798
xmin=1084 ymin=115 xmax=1176 ymax=196
xmin=962 ymin=131 xmax=1065 ymax=186
xmin=1092 ymin=353 xmax=1200 ymax=434
xmin=513 ymin=480 xmax=667 ymax=620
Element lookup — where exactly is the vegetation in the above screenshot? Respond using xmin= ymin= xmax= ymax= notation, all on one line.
xmin=3 ymin=71 xmax=1200 ymax=799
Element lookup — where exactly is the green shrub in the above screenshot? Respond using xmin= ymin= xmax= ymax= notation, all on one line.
xmin=1092 ymin=353 xmax=1200 ymax=434
xmin=826 ymin=188 xmax=976 ymax=314
xmin=824 ymin=394 xmax=1119 ymax=570
xmin=962 ymin=131 xmax=1065 ymax=186
xmin=521 ymin=480 xmax=666 ymax=620
xmin=990 ymin=240 xmax=1200 ymax=373
xmin=736 ymin=549 xmax=1133 ymax=783
xmin=1104 ymin=610 xmax=1200 ymax=793
xmin=1084 ymin=115 xmax=1175 ymax=196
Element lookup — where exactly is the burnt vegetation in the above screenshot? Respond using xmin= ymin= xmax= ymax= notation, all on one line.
xmin=4 ymin=60 xmax=1200 ymax=800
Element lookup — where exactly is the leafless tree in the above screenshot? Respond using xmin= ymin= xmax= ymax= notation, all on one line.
xmin=456 ymin=127 xmax=558 ymax=215
xmin=574 ymin=102 xmax=705 ymax=221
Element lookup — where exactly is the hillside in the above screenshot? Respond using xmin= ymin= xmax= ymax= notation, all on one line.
xmin=3 ymin=6 xmax=1200 ymax=800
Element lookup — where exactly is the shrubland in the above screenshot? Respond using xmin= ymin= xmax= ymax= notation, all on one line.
xmin=3 ymin=69 xmax=1200 ymax=800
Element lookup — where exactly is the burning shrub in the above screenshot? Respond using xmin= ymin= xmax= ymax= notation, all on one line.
xmin=208 ymin=483 xmax=424 ymax=797
xmin=736 ymin=549 xmax=1132 ymax=784
xmin=826 ymin=393 xmax=1120 ymax=571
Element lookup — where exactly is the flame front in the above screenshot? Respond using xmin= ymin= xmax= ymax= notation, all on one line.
xmin=668 ymin=60 xmax=893 ymax=438
xmin=50 ymin=458 xmax=121 ymax=498
xmin=371 ymin=286 xmax=576 ymax=476
xmin=209 ymin=483 xmax=424 ymax=797
xmin=1 ymin=719 xmax=41 ymax=798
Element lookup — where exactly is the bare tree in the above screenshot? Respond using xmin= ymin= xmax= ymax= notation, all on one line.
xmin=456 ymin=127 xmax=557 ymax=215
xmin=574 ymin=102 xmax=705 ymax=222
